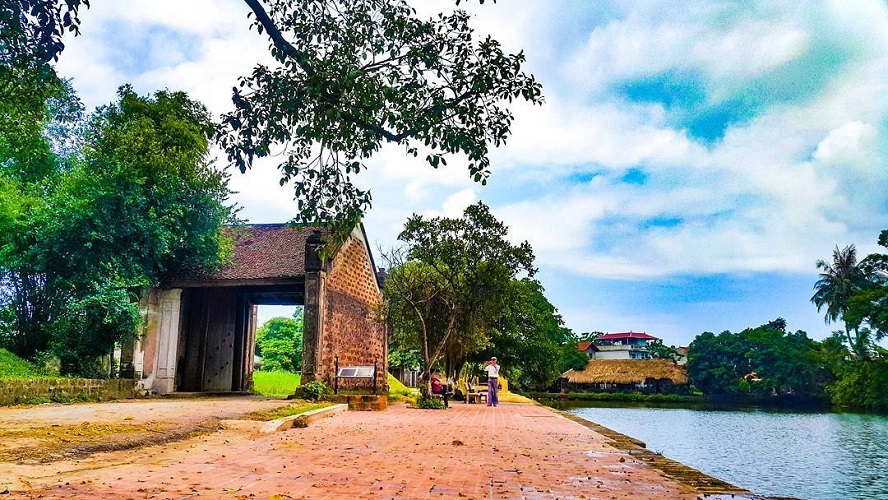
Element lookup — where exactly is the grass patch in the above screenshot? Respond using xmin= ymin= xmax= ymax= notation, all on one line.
xmin=0 ymin=421 xmax=176 ymax=462
xmin=0 ymin=349 xmax=42 ymax=379
xmin=387 ymin=373 xmax=419 ymax=402
xmin=253 ymin=370 xmax=301 ymax=397
xmin=242 ymin=402 xmax=333 ymax=421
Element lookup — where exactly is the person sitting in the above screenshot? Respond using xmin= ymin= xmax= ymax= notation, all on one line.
xmin=430 ymin=372 xmax=452 ymax=407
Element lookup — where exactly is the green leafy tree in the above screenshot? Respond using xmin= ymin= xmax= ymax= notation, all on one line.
xmin=558 ymin=344 xmax=590 ymax=374
xmin=1 ymin=0 xmax=87 ymax=66
xmin=827 ymin=357 xmax=888 ymax=411
xmin=648 ymin=339 xmax=681 ymax=364
xmin=0 ymin=85 xmax=235 ymax=375
xmin=35 ymin=87 xmax=235 ymax=376
xmin=686 ymin=331 xmax=748 ymax=396
xmin=256 ymin=309 xmax=304 ymax=372
xmin=220 ymin=0 xmax=543 ymax=226
xmin=687 ymin=320 xmax=830 ymax=399
xmin=845 ymin=230 xmax=888 ymax=343
xmin=811 ymin=245 xmax=869 ymax=358
xmin=383 ymin=202 xmax=535 ymax=394
xmin=486 ymin=278 xmax=577 ymax=391
xmin=0 ymin=64 xmax=83 ymax=361
xmin=8 ymin=1 xmax=542 ymax=231
xmin=388 ymin=347 xmax=421 ymax=371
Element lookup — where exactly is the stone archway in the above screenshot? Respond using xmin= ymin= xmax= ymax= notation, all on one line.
xmin=123 ymin=224 xmax=386 ymax=395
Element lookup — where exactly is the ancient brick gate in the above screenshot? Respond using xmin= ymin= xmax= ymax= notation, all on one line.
xmin=121 ymin=224 xmax=387 ymax=395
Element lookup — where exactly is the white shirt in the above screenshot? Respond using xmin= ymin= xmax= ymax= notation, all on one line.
xmin=485 ymin=363 xmax=500 ymax=378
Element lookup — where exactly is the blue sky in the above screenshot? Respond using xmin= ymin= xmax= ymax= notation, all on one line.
xmin=56 ymin=0 xmax=888 ymax=347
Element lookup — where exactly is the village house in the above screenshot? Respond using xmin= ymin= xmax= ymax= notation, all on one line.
xmin=561 ymin=359 xmax=689 ymax=394
xmin=588 ymin=331 xmax=658 ymax=360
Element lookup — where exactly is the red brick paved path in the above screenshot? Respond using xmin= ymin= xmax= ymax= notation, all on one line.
xmin=6 ymin=402 xmax=698 ymax=499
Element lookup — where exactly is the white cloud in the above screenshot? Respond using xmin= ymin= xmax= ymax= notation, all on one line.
xmin=51 ymin=0 xmax=888 ymax=340
xmin=813 ymin=121 xmax=879 ymax=169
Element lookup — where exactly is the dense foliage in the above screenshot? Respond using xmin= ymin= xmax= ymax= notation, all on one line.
xmin=684 ymin=230 xmax=888 ymax=411
xmin=256 ymin=309 xmax=304 ymax=372
xmin=383 ymin=203 xmax=582 ymax=392
xmin=220 ymin=0 xmax=543 ymax=228
xmin=484 ymin=278 xmax=580 ymax=391
xmin=383 ymin=203 xmax=536 ymax=386
xmin=686 ymin=319 xmax=831 ymax=399
xmin=0 ymin=348 xmax=42 ymax=378
xmin=0 ymin=82 xmax=235 ymax=376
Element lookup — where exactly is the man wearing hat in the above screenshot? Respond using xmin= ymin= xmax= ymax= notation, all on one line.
xmin=484 ymin=356 xmax=500 ymax=407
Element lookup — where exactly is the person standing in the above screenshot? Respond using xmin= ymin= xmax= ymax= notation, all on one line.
xmin=484 ymin=357 xmax=500 ymax=407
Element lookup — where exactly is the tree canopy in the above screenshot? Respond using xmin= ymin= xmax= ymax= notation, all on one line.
xmin=383 ymin=201 xmax=535 ymax=393
xmin=686 ymin=320 xmax=830 ymax=399
xmin=812 ymin=234 xmax=888 ymax=359
xmin=0 ymin=83 xmax=235 ymax=376
xmin=484 ymin=277 xmax=581 ymax=391
xmin=220 ymin=0 xmax=543 ymax=227
xmin=256 ymin=309 xmax=304 ymax=372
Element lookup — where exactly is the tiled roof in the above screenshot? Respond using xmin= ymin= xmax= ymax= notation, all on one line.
xmin=596 ymin=331 xmax=659 ymax=341
xmin=196 ymin=224 xmax=328 ymax=281
xmin=577 ymin=342 xmax=598 ymax=352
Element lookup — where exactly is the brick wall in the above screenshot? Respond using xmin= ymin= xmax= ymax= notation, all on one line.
xmin=0 ymin=378 xmax=137 ymax=406
xmin=319 ymin=236 xmax=387 ymax=392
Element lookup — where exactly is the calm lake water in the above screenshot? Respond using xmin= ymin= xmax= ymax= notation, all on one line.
xmin=556 ymin=402 xmax=888 ymax=500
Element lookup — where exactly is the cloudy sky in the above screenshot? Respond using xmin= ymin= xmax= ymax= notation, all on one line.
xmin=56 ymin=0 xmax=887 ymax=347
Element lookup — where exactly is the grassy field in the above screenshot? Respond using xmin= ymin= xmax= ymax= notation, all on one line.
xmin=0 ymin=349 xmax=42 ymax=379
xmin=252 ymin=371 xmax=301 ymax=397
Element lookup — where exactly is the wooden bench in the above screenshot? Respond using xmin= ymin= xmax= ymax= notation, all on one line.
xmin=465 ymin=386 xmax=487 ymax=404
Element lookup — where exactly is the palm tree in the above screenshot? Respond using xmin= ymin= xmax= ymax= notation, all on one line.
xmin=811 ymin=245 xmax=865 ymax=356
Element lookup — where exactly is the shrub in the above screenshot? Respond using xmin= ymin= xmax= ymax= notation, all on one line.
xmin=415 ymin=396 xmax=446 ymax=409
xmin=301 ymin=381 xmax=327 ymax=401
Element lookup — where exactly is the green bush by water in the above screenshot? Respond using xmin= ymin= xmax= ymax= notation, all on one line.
xmin=526 ymin=391 xmax=701 ymax=403
xmin=252 ymin=371 xmax=301 ymax=397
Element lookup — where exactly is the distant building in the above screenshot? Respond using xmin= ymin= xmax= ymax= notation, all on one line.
xmin=561 ymin=359 xmax=689 ymax=394
xmin=586 ymin=331 xmax=659 ymax=360
xmin=576 ymin=341 xmax=599 ymax=356
xmin=676 ymin=346 xmax=689 ymax=366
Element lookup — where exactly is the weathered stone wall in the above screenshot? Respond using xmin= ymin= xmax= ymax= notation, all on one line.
xmin=319 ymin=235 xmax=387 ymax=392
xmin=0 ymin=378 xmax=137 ymax=406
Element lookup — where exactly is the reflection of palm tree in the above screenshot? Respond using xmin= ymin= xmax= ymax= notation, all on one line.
xmin=811 ymin=245 xmax=864 ymax=356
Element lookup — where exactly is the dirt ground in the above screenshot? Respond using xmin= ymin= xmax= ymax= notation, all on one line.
xmin=0 ymin=396 xmax=759 ymax=499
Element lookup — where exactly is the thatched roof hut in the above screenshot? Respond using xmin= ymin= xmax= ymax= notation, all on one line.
xmin=561 ymin=359 xmax=688 ymax=393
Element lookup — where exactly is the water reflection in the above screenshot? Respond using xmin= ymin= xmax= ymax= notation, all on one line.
xmin=556 ymin=401 xmax=888 ymax=500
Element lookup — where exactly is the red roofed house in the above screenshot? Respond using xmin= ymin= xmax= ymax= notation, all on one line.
xmin=576 ymin=341 xmax=599 ymax=356
xmin=121 ymin=223 xmax=386 ymax=395
xmin=591 ymin=331 xmax=659 ymax=360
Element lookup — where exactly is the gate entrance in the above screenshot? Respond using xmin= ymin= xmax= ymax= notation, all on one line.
xmin=124 ymin=224 xmax=386 ymax=395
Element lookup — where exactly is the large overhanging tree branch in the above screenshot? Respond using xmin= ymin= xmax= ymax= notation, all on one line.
xmin=1 ymin=0 xmax=87 ymax=66
xmin=4 ymin=0 xmax=539 ymax=229
xmin=221 ymin=0 xmax=543 ymax=226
